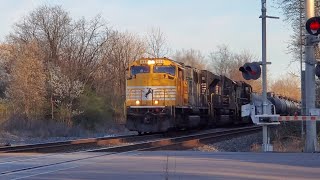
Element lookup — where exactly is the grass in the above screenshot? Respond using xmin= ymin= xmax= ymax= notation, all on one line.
xmin=272 ymin=137 xmax=304 ymax=152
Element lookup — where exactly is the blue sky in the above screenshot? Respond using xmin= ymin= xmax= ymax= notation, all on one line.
xmin=0 ymin=0 xmax=296 ymax=79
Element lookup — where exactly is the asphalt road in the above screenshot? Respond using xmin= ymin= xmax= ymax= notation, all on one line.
xmin=0 ymin=151 xmax=319 ymax=180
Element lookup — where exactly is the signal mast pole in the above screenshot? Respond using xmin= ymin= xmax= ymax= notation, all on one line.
xmin=261 ymin=0 xmax=280 ymax=152
xmin=261 ymin=0 xmax=270 ymax=152
xmin=304 ymin=0 xmax=318 ymax=152
xmin=260 ymin=0 xmax=280 ymax=152
xmin=261 ymin=1 xmax=267 ymax=117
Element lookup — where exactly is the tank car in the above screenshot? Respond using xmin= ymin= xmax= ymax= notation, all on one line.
xmin=267 ymin=93 xmax=300 ymax=115
xmin=125 ymin=57 xmax=253 ymax=134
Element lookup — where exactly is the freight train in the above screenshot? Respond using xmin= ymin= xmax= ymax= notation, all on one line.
xmin=125 ymin=57 xmax=299 ymax=134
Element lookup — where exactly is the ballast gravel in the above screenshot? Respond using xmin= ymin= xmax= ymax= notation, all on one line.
xmin=194 ymin=132 xmax=263 ymax=152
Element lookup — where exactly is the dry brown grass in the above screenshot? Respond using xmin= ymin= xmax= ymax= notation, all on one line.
xmin=270 ymin=123 xmax=306 ymax=152
xmin=0 ymin=113 xmax=127 ymax=141
xmin=272 ymin=137 xmax=304 ymax=152
xmin=250 ymin=143 xmax=261 ymax=152
xmin=1 ymin=115 xmax=94 ymax=138
xmin=250 ymin=137 xmax=304 ymax=152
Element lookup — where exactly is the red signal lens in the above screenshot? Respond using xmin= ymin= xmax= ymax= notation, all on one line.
xmin=306 ymin=17 xmax=320 ymax=36
xmin=310 ymin=21 xmax=320 ymax=31
xmin=249 ymin=71 xmax=257 ymax=75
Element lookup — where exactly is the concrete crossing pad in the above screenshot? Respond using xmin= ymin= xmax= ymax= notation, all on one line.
xmin=0 ymin=151 xmax=319 ymax=180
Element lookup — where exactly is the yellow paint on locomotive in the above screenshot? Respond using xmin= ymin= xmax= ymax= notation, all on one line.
xmin=126 ymin=57 xmax=188 ymax=107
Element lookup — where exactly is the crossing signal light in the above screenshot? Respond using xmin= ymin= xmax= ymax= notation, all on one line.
xmin=239 ymin=62 xmax=261 ymax=80
xmin=306 ymin=17 xmax=320 ymax=36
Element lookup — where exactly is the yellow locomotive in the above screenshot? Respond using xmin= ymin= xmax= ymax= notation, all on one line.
xmin=125 ymin=57 xmax=253 ymax=134
xmin=126 ymin=57 xmax=187 ymax=107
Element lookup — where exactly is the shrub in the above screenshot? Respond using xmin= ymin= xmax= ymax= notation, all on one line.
xmin=73 ymin=88 xmax=113 ymax=130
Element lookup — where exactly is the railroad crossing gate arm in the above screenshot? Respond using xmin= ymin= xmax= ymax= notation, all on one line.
xmin=277 ymin=116 xmax=320 ymax=121
xmin=275 ymin=109 xmax=320 ymax=121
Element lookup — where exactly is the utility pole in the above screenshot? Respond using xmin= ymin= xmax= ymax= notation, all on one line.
xmin=304 ymin=0 xmax=318 ymax=152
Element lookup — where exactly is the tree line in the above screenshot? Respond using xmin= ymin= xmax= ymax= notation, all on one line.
xmin=0 ymin=5 xmax=300 ymax=132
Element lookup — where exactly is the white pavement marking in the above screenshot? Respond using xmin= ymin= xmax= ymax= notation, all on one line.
xmin=0 ymin=154 xmax=61 ymax=164
xmin=0 ymin=147 xmax=112 ymax=164
xmin=11 ymin=165 xmax=82 ymax=180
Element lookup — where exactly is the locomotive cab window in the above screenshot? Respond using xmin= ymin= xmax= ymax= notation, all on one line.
xmin=153 ymin=66 xmax=175 ymax=76
xmin=131 ymin=66 xmax=150 ymax=76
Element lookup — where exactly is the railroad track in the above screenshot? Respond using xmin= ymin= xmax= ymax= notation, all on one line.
xmin=92 ymin=125 xmax=261 ymax=152
xmin=0 ymin=126 xmax=261 ymax=178
xmin=0 ymin=126 xmax=260 ymax=153
xmin=0 ymin=134 xmax=163 ymax=153
xmin=0 ymin=126 xmax=242 ymax=153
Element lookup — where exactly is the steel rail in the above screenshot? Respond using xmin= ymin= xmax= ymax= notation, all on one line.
xmin=0 ymin=126 xmax=261 ymax=177
xmin=0 ymin=127 xmax=226 ymax=153
xmin=145 ymin=126 xmax=262 ymax=151
xmin=91 ymin=126 xmax=261 ymax=152
xmin=0 ymin=134 xmax=162 ymax=153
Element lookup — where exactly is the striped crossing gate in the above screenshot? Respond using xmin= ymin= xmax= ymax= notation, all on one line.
xmin=277 ymin=116 xmax=320 ymax=121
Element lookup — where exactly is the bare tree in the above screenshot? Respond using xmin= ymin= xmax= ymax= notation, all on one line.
xmin=59 ymin=15 xmax=112 ymax=85
xmin=10 ymin=5 xmax=72 ymax=65
xmin=208 ymin=44 xmax=233 ymax=76
xmin=146 ymin=27 xmax=169 ymax=58
xmin=95 ymin=31 xmax=146 ymax=122
xmin=276 ymin=0 xmax=320 ymax=62
xmin=173 ymin=49 xmax=207 ymax=69
xmin=270 ymin=74 xmax=301 ymax=100
xmin=208 ymin=45 xmax=263 ymax=92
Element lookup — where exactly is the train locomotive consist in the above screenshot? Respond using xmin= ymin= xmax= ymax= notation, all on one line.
xmin=125 ymin=57 xmax=254 ymax=134
xmin=125 ymin=58 xmax=301 ymax=133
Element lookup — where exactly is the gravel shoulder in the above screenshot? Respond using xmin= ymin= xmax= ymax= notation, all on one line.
xmin=193 ymin=132 xmax=263 ymax=152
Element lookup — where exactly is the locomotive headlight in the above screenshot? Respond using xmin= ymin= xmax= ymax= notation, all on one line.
xmin=135 ymin=100 xmax=140 ymax=105
xmin=154 ymin=100 xmax=159 ymax=105
xmin=147 ymin=60 xmax=155 ymax=65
